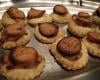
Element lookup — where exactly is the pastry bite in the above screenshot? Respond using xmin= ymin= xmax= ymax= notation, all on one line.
xmin=82 ymin=31 xmax=100 ymax=57
xmin=0 ymin=47 xmax=45 ymax=80
xmin=27 ymin=8 xmax=52 ymax=26
xmin=51 ymin=5 xmax=71 ymax=23
xmin=50 ymin=36 xmax=88 ymax=70
xmin=2 ymin=7 xmax=27 ymax=26
xmin=0 ymin=23 xmax=31 ymax=49
xmin=68 ymin=12 xmax=95 ymax=38
xmin=34 ymin=22 xmax=65 ymax=43
xmin=92 ymin=6 xmax=100 ymax=25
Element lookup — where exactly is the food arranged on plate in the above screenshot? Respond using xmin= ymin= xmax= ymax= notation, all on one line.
xmin=2 ymin=7 xmax=27 ymax=26
xmin=51 ymin=5 xmax=71 ymax=23
xmin=0 ymin=4 xmax=100 ymax=80
xmin=68 ymin=12 xmax=96 ymax=38
xmin=0 ymin=47 xmax=45 ymax=80
xmin=28 ymin=8 xmax=52 ymax=26
xmin=50 ymin=36 xmax=88 ymax=70
xmin=0 ymin=23 xmax=31 ymax=49
xmin=82 ymin=31 xmax=100 ymax=57
xmin=34 ymin=22 xmax=65 ymax=43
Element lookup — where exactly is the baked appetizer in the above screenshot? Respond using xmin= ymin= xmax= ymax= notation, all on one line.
xmin=27 ymin=8 xmax=52 ymax=26
xmin=51 ymin=5 xmax=71 ymax=23
xmin=2 ymin=7 xmax=27 ymax=26
xmin=50 ymin=36 xmax=88 ymax=70
xmin=0 ymin=23 xmax=31 ymax=49
xmin=68 ymin=12 xmax=95 ymax=38
xmin=92 ymin=6 xmax=100 ymax=25
xmin=0 ymin=47 xmax=45 ymax=80
xmin=82 ymin=31 xmax=100 ymax=57
xmin=34 ymin=22 xmax=65 ymax=43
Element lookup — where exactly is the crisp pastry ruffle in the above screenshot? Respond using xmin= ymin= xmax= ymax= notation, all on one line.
xmin=0 ymin=55 xmax=45 ymax=80
xmin=34 ymin=27 xmax=65 ymax=44
xmin=51 ymin=13 xmax=71 ymax=23
xmin=82 ymin=37 xmax=100 ymax=57
xmin=2 ymin=29 xmax=32 ymax=49
xmin=50 ymin=39 xmax=88 ymax=70
xmin=28 ymin=14 xmax=52 ymax=25
xmin=68 ymin=20 xmax=95 ymax=37
xmin=2 ymin=12 xmax=27 ymax=26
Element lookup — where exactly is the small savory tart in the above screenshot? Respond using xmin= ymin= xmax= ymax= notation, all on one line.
xmin=68 ymin=12 xmax=96 ymax=38
xmin=92 ymin=6 xmax=100 ymax=25
xmin=2 ymin=7 xmax=27 ymax=26
xmin=50 ymin=36 xmax=88 ymax=70
xmin=27 ymin=8 xmax=52 ymax=26
xmin=34 ymin=22 xmax=65 ymax=44
xmin=82 ymin=31 xmax=100 ymax=57
xmin=0 ymin=23 xmax=31 ymax=49
xmin=0 ymin=47 xmax=45 ymax=80
xmin=51 ymin=5 xmax=71 ymax=24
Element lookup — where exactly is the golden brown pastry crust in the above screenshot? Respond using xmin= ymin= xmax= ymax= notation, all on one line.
xmin=28 ymin=14 xmax=52 ymax=25
xmin=2 ymin=12 xmax=27 ymax=26
xmin=34 ymin=26 xmax=65 ymax=44
xmin=51 ymin=13 xmax=71 ymax=23
xmin=68 ymin=20 xmax=95 ymax=37
xmin=82 ymin=37 xmax=100 ymax=57
xmin=0 ymin=55 xmax=45 ymax=80
xmin=50 ymin=39 xmax=88 ymax=70
xmin=1 ymin=28 xmax=31 ymax=49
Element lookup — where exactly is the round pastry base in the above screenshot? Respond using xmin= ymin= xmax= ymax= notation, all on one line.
xmin=34 ymin=27 xmax=65 ymax=44
xmin=0 ymin=55 xmax=45 ymax=80
xmin=68 ymin=20 xmax=95 ymax=38
xmin=1 ymin=29 xmax=32 ymax=49
xmin=82 ymin=37 xmax=100 ymax=57
xmin=50 ymin=39 xmax=88 ymax=70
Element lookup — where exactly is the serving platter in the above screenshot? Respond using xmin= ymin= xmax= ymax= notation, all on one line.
xmin=0 ymin=6 xmax=100 ymax=80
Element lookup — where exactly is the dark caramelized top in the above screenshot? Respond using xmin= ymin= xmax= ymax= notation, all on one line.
xmin=7 ymin=7 xmax=25 ymax=19
xmin=53 ymin=5 xmax=68 ymax=15
xmin=2 ymin=47 xmax=41 ymax=69
xmin=87 ymin=31 xmax=100 ymax=44
xmin=2 ymin=23 xmax=26 ymax=41
xmin=57 ymin=36 xmax=81 ymax=57
xmin=39 ymin=22 xmax=59 ymax=38
xmin=72 ymin=12 xmax=92 ymax=27
xmin=27 ymin=8 xmax=45 ymax=19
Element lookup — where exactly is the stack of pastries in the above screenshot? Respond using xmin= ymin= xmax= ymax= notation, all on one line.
xmin=0 ymin=5 xmax=100 ymax=80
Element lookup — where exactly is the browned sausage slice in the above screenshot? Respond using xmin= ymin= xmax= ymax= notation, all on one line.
xmin=10 ymin=47 xmax=38 ymax=67
xmin=39 ymin=22 xmax=59 ymax=37
xmin=27 ymin=8 xmax=45 ymax=19
xmin=3 ymin=23 xmax=25 ymax=36
xmin=77 ymin=12 xmax=92 ymax=26
xmin=87 ymin=31 xmax=100 ymax=44
xmin=53 ymin=5 xmax=68 ymax=15
xmin=57 ymin=37 xmax=81 ymax=57
xmin=7 ymin=7 xmax=25 ymax=19
xmin=78 ymin=12 xmax=90 ymax=18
